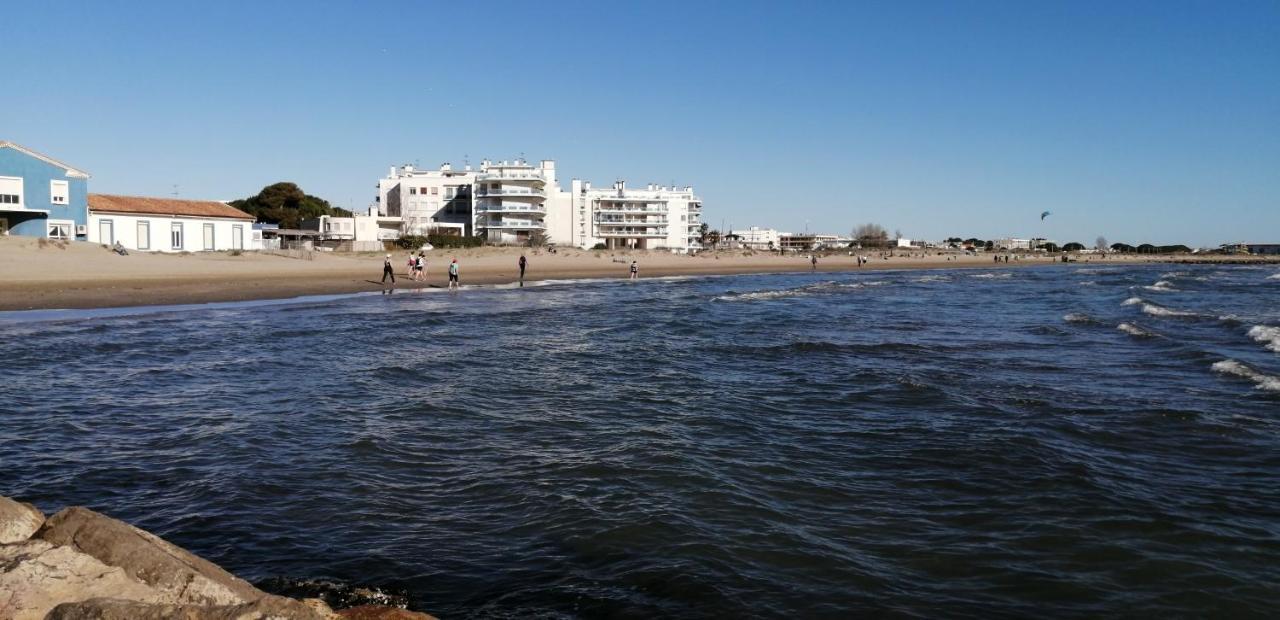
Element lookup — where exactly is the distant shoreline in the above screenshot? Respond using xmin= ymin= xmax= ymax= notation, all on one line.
xmin=0 ymin=237 xmax=1274 ymax=312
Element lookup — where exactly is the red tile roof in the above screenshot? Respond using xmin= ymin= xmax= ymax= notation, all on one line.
xmin=88 ymin=194 xmax=254 ymax=220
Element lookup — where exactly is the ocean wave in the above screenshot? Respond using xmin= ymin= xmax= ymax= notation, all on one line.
xmin=1122 ymin=297 xmax=1144 ymax=306
xmin=1117 ymin=323 xmax=1157 ymax=338
xmin=970 ymin=273 xmax=1013 ymax=280
xmin=1269 ymin=273 xmax=1280 ymax=281
xmin=1211 ymin=359 xmax=1280 ymax=392
xmin=1249 ymin=325 xmax=1280 ymax=353
xmin=713 ymin=280 xmax=881 ymax=302
xmin=1074 ymin=268 xmax=1117 ymax=275
xmin=1063 ymin=313 xmax=1101 ymax=325
xmin=1142 ymin=303 xmax=1199 ymax=318
xmin=914 ymin=275 xmax=951 ymax=283
xmin=1078 ymin=280 xmax=1097 ymax=286
xmin=1143 ymin=280 xmax=1178 ymax=292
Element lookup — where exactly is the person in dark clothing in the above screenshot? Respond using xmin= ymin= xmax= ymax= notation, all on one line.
xmin=381 ymin=254 xmax=395 ymax=284
xmin=518 ymin=254 xmax=528 ymax=286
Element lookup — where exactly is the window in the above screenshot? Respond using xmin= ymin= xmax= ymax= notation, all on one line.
xmin=203 ymin=223 xmax=215 ymax=250
xmin=50 ymin=180 xmax=69 ymax=204
xmin=431 ymin=187 xmax=438 ymax=196
xmin=137 ymin=221 xmax=151 ymax=251
xmin=444 ymin=187 xmax=455 ymax=199
xmin=47 ymin=220 xmax=72 ymax=239
xmin=0 ymin=176 xmax=22 ymax=206
xmin=98 ymin=219 xmax=114 ymax=245
xmin=409 ymin=187 xmax=417 ymax=195
xmin=171 ymin=223 xmax=183 ymax=250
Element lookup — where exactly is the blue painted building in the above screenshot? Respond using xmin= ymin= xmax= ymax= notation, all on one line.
xmin=0 ymin=141 xmax=90 ymax=239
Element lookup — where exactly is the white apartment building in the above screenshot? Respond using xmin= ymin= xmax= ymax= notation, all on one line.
xmin=473 ymin=159 xmax=570 ymax=245
xmin=569 ymin=180 xmax=702 ymax=252
xmin=376 ymin=158 xmax=704 ymax=251
xmin=731 ymin=227 xmax=780 ymax=250
xmin=378 ymin=163 xmax=476 ymax=236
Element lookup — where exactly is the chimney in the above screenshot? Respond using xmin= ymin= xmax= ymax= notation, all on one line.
xmin=441 ymin=162 xmax=452 ymax=172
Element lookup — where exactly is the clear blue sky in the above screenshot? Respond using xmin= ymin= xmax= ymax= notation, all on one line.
xmin=3 ymin=1 xmax=1276 ymax=246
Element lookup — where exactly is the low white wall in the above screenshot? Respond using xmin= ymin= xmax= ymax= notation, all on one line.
xmin=88 ymin=213 xmax=259 ymax=252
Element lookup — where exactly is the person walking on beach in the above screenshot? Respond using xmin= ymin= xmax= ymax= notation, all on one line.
xmin=417 ymin=252 xmax=428 ymax=282
xmin=381 ymin=254 xmax=396 ymax=284
xmin=518 ymin=254 xmax=528 ymax=286
xmin=413 ymin=252 xmax=425 ymax=281
xmin=406 ymin=253 xmax=416 ymax=278
xmin=629 ymin=260 xmax=638 ymax=280
xmin=448 ymin=258 xmax=460 ymax=290
xmin=811 ymin=255 xmax=818 ymax=272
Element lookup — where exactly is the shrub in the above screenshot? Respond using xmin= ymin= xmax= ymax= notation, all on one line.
xmin=427 ymin=234 xmax=483 ymax=249
xmin=591 ymin=243 xmax=607 ymax=250
xmin=230 ymin=249 xmax=243 ymax=256
xmin=393 ymin=235 xmax=430 ymax=250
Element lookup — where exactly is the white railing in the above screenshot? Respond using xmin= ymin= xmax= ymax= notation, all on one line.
xmin=475 ymin=204 xmax=547 ymax=213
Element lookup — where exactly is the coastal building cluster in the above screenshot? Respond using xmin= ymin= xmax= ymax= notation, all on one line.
xmin=375 ymin=159 xmax=703 ymax=252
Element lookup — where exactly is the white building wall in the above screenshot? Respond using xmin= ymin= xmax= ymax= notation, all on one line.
xmin=88 ymin=213 xmax=258 ymax=252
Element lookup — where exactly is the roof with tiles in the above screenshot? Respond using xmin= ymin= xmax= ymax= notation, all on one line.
xmin=88 ymin=194 xmax=254 ymax=220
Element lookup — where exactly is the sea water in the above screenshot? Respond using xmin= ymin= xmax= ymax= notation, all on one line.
xmin=1 ymin=264 xmax=1278 ymax=617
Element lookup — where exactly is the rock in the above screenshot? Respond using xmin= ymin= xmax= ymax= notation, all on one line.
xmin=0 ymin=540 xmax=165 ymax=620
xmin=37 ymin=506 xmax=266 ymax=606
xmin=45 ymin=595 xmax=338 ymax=619
xmin=336 ymin=606 xmax=437 ymax=620
xmin=0 ymin=495 xmax=45 ymax=543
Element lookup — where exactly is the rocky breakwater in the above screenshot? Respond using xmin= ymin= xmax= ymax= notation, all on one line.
xmin=0 ymin=495 xmax=433 ymax=620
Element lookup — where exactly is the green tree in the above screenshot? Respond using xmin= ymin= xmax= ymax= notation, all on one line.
xmin=230 ymin=182 xmax=351 ymax=229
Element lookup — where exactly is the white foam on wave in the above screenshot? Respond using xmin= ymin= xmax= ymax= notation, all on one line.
xmin=1122 ymin=297 xmax=1144 ymax=306
xmin=1142 ymin=280 xmax=1178 ymax=292
xmin=1142 ymin=303 xmax=1198 ymax=318
xmin=1117 ymin=322 xmax=1156 ymax=338
xmin=970 ymin=272 xmax=1013 ymax=280
xmin=1078 ymin=280 xmax=1097 ymax=286
xmin=714 ymin=279 xmax=883 ymax=302
xmin=1063 ymin=313 xmax=1095 ymax=324
xmin=1249 ymin=325 xmax=1280 ymax=353
xmin=1212 ymin=359 xmax=1280 ymax=392
xmin=1160 ymin=271 xmax=1188 ymax=279
xmin=914 ymin=275 xmax=951 ymax=283
xmin=1269 ymin=273 xmax=1280 ymax=281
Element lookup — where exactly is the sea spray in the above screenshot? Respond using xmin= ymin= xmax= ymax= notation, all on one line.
xmin=1248 ymin=325 xmax=1280 ymax=353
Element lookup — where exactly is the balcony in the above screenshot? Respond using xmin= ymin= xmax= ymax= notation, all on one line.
xmin=474 ymin=187 xmax=546 ymax=198
xmin=597 ymin=227 xmax=668 ymax=238
xmin=594 ymin=205 xmax=667 ymax=215
xmin=480 ymin=220 xmax=547 ymax=230
xmin=475 ymin=204 xmax=547 ymax=214
xmin=596 ymin=217 xmax=667 ymax=224
xmin=476 ymin=172 xmax=546 ymax=183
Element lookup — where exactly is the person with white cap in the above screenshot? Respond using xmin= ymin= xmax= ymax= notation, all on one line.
xmin=381 ymin=254 xmax=396 ymax=284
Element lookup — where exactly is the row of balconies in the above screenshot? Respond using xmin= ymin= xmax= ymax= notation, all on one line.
xmin=478 ymin=218 xmax=546 ymax=230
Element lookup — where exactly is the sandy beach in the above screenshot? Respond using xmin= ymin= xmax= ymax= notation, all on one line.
xmin=0 ymin=236 xmax=1270 ymax=311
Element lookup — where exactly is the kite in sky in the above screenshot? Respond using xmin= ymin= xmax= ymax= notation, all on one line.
xmin=1040 ymin=211 xmax=1052 ymax=220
